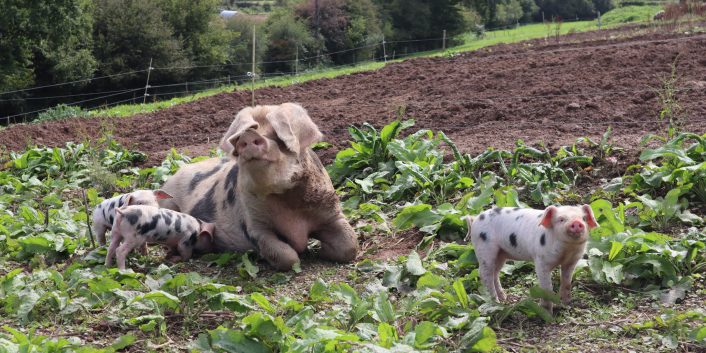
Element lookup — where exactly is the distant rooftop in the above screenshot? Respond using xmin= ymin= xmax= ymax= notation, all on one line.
xmin=219 ymin=10 xmax=238 ymax=18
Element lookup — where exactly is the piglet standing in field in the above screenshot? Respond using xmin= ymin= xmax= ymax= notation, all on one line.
xmin=92 ymin=189 xmax=173 ymax=246
xmin=105 ymin=205 xmax=215 ymax=270
xmin=465 ymin=205 xmax=598 ymax=313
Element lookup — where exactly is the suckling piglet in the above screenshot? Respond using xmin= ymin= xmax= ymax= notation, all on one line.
xmin=464 ymin=205 xmax=598 ymax=313
xmin=92 ymin=189 xmax=173 ymax=246
xmin=105 ymin=205 xmax=215 ymax=270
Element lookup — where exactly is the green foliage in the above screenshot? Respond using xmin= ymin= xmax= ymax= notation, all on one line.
xmin=629 ymin=133 xmax=706 ymax=205
xmin=0 ymin=124 xmax=705 ymax=351
xmin=35 ymin=104 xmax=89 ymax=123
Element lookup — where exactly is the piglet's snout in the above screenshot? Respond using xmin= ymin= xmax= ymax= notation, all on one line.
xmin=567 ymin=219 xmax=585 ymax=235
xmin=236 ymin=132 xmax=267 ymax=160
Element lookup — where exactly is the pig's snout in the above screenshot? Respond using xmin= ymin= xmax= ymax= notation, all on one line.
xmin=236 ymin=133 xmax=266 ymax=160
xmin=568 ymin=219 xmax=585 ymax=235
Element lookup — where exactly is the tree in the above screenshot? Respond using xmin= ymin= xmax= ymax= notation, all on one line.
xmin=92 ymin=0 xmax=189 ymax=86
xmin=497 ymin=0 xmax=524 ymax=25
xmin=296 ymin=0 xmax=382 ymax=64
xmin=224 ymin=16 xmax=268 ymax=79
xmin=262 ymin=9 xmax=319 ymax=73
xmin=375 ymin=0 xmax=468 ymax=52
xmin=155 ymin=0 xmax=233 ymax=78
xmin=0 ymin=0 xmax=97 ymax=93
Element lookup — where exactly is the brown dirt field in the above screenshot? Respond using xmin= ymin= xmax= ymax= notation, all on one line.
xmin=1 ymin=23 xmax=706 ymax=167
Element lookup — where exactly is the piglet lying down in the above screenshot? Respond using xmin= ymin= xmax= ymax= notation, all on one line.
xmin=105 ymin=205 xmax=215 ymax=270
xmin=465 ymin=205 xmax=598 ymax=313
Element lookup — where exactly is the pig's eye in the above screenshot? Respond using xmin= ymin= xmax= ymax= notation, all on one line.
xmin=558 ymin=217 xmax=566 ymax=222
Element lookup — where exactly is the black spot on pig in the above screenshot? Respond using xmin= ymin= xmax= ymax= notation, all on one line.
xmin=479 ymin=214 xmax=486 ymax=221
xmin=117 ymin=195 xmax=127 ymax=207
xmin=175 ymin=215 xmax=182 ymax=233
xmin=109 ymin=215 xmax=114 ymax=225
xmin=515 ymin=215 xmax=524 ymax=221
xmin=125 ymin=210 xmax=141 ymax=225
xmin=513 ymin=207 xmax=520 ymax=211
xmin=223 ymin=164 xmax=239 ymax=207
xmin=102 ymin=208 xmax=107 ymax=221
xmin=479 ymin=232 xmax=488 ymax=241
xmin=162 ymin=210 xmax=172 ymax=226
xmin=190 ymin=182 xmax=218 ymax=222
xmin=186 ymin=231 xmax=198 ymax=246
xmin=494 ymin=207 xmax=502 ymax=214
xmin=537 ymin=214 xmax=542 ymax=218
xmin=138 ymin=214 xmax=161 ymax=234
xmin=108 ymin=202 xmax=115 ymax=210
xmin=509 ymin=233 xmax=517 ymax=247
xmin=540 ymin=233 xmax=546 ymax=246
xmin=189 ymin=164 xmax=223 ymax=192
xmin=505 ymin=209 xmax=512 ymax=214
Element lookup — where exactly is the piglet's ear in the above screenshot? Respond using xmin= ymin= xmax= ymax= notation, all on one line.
xmin=582 ymin=204 xmax=599 ymax=229
xmin=199 ymin=222 xmax=216 ymax=242
xmin=265 ymin=103 xmax=322 ymax=154
xmin=153 ymin=190 xmax=173 ymax=200
xmin=125 ymin=195 xmax=134 ymax=206
xmin=540 ymin=206 xmax=557 ymax=229
xmin=220 ymin=107 xmax=260 ymax=154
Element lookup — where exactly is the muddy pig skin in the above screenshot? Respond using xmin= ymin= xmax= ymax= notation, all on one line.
xmin=105 ymin=205 xmax=215 ymax=270
xmin=464 ymin=205 xmax=598 ymax=313
xmin=159 ymin=103 xmax=358 ymax=271
xmin=92 ymin=189 xmax=172 ymax=246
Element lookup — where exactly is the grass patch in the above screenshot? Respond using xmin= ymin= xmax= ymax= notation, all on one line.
xmin=601 ymin=5 xmax=663 ymax=25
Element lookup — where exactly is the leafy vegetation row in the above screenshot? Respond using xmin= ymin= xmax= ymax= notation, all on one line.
xmin=0 ymin=121 xmax=704 ymax=351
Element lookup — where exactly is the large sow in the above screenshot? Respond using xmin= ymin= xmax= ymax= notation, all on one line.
xmin=160 ymin=103 xmax=358 ymax=270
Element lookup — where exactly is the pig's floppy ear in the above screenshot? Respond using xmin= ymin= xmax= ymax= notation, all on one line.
xmin=539 ymin=206 xmax=557 ymax=229
xmin=199 ymin=222 xmax=216 ymax=242
xmin=125 ymin=195 xmax=134 ymax=206
xmin=219 ymin=107 xmax=260 ymax=154
xmin=153 ymin=190 xmax=173 ymax=200
xmin=582 ymin=204 xmax=599 ymax=229
xmin=265 ymin=103 xmax=322 ymax=154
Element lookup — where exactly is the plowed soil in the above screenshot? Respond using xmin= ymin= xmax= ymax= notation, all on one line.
xmin=2 ymin=23 xmax=706 ymax=165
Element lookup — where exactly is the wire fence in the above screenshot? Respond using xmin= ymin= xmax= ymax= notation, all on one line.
xmin=0 ymin=13 xmax=689 ymax=125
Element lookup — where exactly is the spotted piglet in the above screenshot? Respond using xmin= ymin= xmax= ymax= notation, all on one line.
xmin=92 ymin=190 xmax=173 ymax=246
xmin=105 ymin=205 xmax=215 ymax=270
xmin=464 ymin=205 xmax=598 ymax=313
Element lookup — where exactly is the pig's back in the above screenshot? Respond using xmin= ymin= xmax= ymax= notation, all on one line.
xmin=473 ymin=207 xmax=546 ymax=260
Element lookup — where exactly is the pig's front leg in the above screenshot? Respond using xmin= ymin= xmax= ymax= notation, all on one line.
xmin=313 ymin=217 xmax=358 ymax=263
xmin=560 ymin=262 xmax=578 ymax=306
xmin=535 ymin=262 xmax=555 ymax=314
xmin=253 ymin=228 xmax=301 ymax=271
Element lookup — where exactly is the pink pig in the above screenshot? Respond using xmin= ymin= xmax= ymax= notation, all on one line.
xmin=464 ymin=205 xmax=598 ymax=313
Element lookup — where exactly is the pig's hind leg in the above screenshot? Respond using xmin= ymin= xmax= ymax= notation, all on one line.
xmin=494 ymin=251 xmax=508 ymax=301
xmin=314 ymin=218 xmax=358 ymax=263
xmin=476 ymin=245 xmax=500 ymax=301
